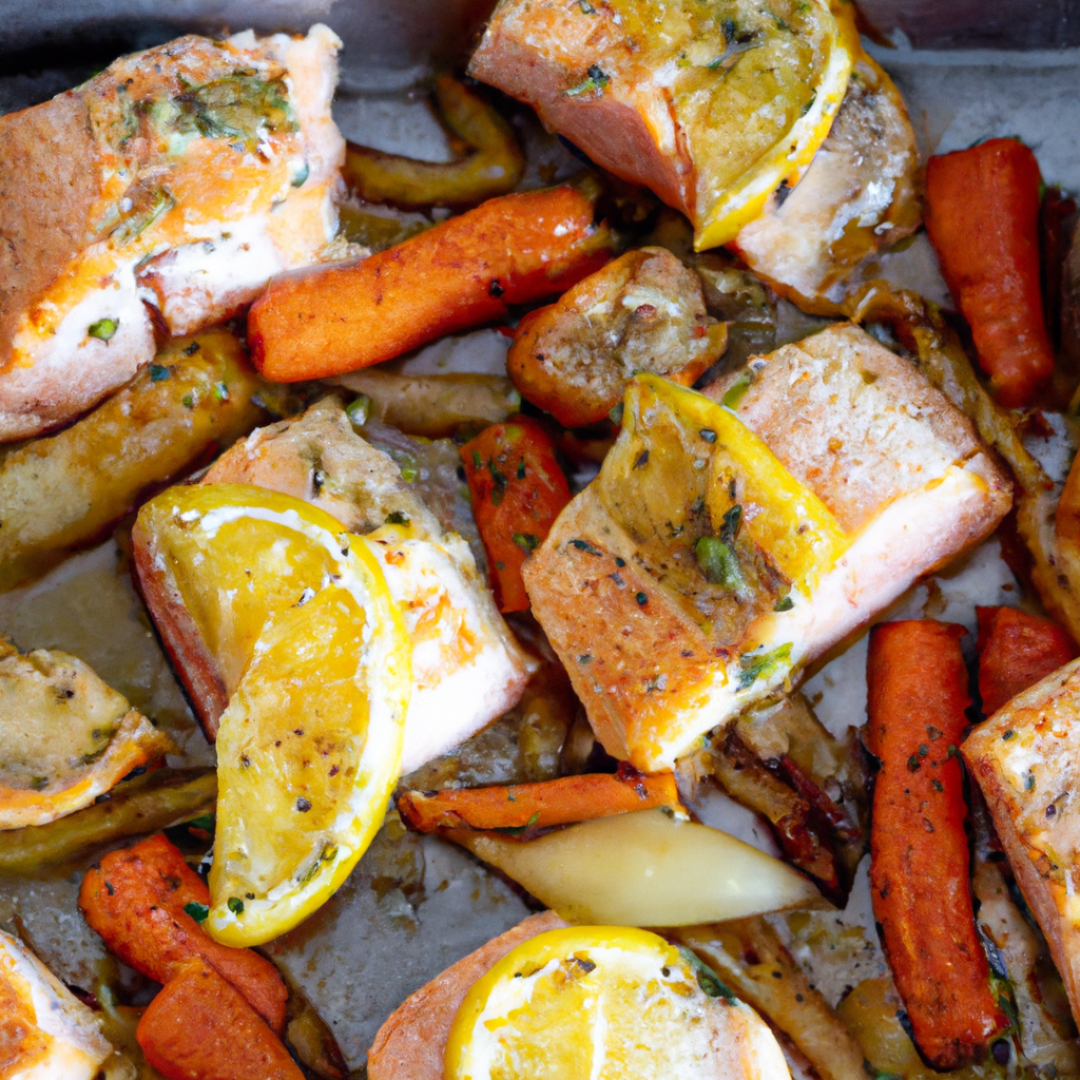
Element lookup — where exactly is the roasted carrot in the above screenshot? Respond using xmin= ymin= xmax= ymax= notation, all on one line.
xmin=136 ymin=957 xmax=302 ymax=1080
xmin=975 ymin=605 xmax=1077 ymax=716
xmin=865 ymin=620 xmax=1008 ymax=1069
xmin=460 ymin=416 xmax=572 ymax=612
xmin=248 ymin=185 xmax=614 ymax=382
xmin=79 ymin=835 xmax=287 ymax=1034
xmin=397 ymin=768 xmax=682 ymax=833
xmin=924 ymin=138 xmax=1055 ymax=408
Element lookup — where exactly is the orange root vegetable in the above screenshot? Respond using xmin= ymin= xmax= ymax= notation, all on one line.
xmin=975 ymin=605 xmax=1077 ymax=716
xmin=136 ymin=957 xmax=303 ymax=1080
xmin=79 ymin=835 xmax=287 ymax=1034
xmin=924 ymin=138 xmax=1054 ymax=408
xmin=460 ymin=416 xmax=572 ymax=612
xmin=397 ymin=768 xmax=683 ymax=833
xmin=248 ymin=185 xmax=614 ymax=382
xmin=865 ymin=620 xmax=1008 ymax=1069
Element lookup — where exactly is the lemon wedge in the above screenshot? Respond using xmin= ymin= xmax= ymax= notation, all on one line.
xmin=445 ymin=925 xmax=791 ymax=1080
xmin=137 ymin=484 xmax=411 ymax=945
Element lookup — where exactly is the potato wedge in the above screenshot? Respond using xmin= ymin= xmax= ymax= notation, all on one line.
xmin=0 ymin=327 xmax=264 ymax=592
xmin=449 ymin=807 xmax=822 ymax=926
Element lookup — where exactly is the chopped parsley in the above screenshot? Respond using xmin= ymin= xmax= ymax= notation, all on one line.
xmin=88 ymin=318 xmax=118 ymax=341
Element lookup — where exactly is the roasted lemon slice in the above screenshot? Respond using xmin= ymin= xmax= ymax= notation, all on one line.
xmin=445 ymin=925 xmax=790 ymax=1080
xmin=138 ymin=484 xmax=411 ymax=945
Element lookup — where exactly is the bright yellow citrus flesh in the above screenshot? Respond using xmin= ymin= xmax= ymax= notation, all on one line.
xmin=445 ymin=925 xmax=778 ymax=1080
xmin=138 ymin=484 xmax=411 ymax=945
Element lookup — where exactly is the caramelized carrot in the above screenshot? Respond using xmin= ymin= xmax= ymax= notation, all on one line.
xmin=460 ymin=416 xmax=572 ymax=612
xmin=248 ymin=185 xmax=614 ymax=382
xmin=924 ymin=139 xmax=1054 ymax=408
xmin=79 ymin=835 xmax=287 ymax=1034
xmin=137 ymin=957 xmax=302 ymax=1080
xmin=866 ymin=620 xmax=1008 ymax=1069
xmin=397 ymin=768 xmax=682 ymax=833
xmin=976 ymin=605 xmax=1077 ymax=716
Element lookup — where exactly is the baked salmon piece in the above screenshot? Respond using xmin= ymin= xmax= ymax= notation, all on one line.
xmin=134 ymin=395 xmax=536 ymax=774
xmin=469 ymin=0 xmax=853 ymax=250
xmin=963 ymin=658 xmax=1080 ymax=1027
xmin=524 ymin=324 xmax=1011 ymax=771
xmin=0 ymin=25 xmax=344 ymax=442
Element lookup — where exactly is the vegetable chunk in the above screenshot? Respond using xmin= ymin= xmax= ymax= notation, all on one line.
xmin=976 ymin=606 xmax=1077 ymax=716
xmin=524 ymin=324 xmax=1011 ymax=770
xmin=460 ymin=417 xmax=572 ymax=612
xmin=248 ymin=185 xmax=614 ymax=381
xmin=79 ymin=834 xmax=289 ymax=1033
xmin=136 ymin=956 xmax=302 ymax=1080
xmin=925 ymin=138 xmax=1055 ymax=407
xmin=507 ymin=247 xmax=728 ymax=428
xmin=866 ymin=620 xmax=1007 ymax=1068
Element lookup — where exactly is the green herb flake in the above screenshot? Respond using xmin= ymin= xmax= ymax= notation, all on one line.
xmin=609 ymin=402 xmax=625 ymax=425
xmin=578 ymin=654 xmax=593 ymax=664
xmin=917 ymin=744 xmax=929 ymax=759
xmin=695 ymin=536 xmax=747 ymax=593
xmin=513 ymin=532 xmax=539 ymax=551
xmin=149 ymin=363 xmax=170 ymax=382
xmin=212 ymin=381 xmax=229 ymax=402
xmin=517 ymin=460 xmax=527 ymax=480
xmin=1026 ymin=773 xmax=1036 ymax=792
xmin=566 ymin=64 xmax=611 ymax=98
xmin=737 ymin=643 xmax=792 ymax=690
xmin=227 ymin=896 xmax=245 ymax=915
xmin=675 ymin=946 xmax=736 ymax=1003
xmin=926 ymin=725 xmax=942 ymax=741
xmin=1002 ymin=729 xmax=1016 ymax=741
xmin=721 ymin=371 xmax=752 ymax=410
xmin=774 ymin=596 xmax=794 ymax=612
xmin=88 ymin=318 xmax=118 ymax=342
xmin=931 ymin=779 xmax=944 ymax=793
xmin=184 ymin=902 xmax=209 ymax=923
xmin=346 ymin=394 xmax=372 ymax=427
xmin=579 ymin=0 xmax=596 ymax=10
xmin=699 ymin=428 xmax=717 ymax=443
xmin=800 ymin=91 xmax=817 ymax=117
xmin=495 ymin=811 xmax=542 ymax=836
xmin=182 ymin=341 xmax=202 ymax=356
xmin=291 ymin=160 xmax=310 ymax=188
xmin=636 ymin=591 xmax=648 ymax=606
xmin=386 ymin=511 xmax=410 ymax=526
xmin=181 ymin=394 xmax=194 ymax=409
xmin=472 ymin=450 xmax=483 ymax=469
xmin=569 ymin=538 xmax=603 ymax=556
xmin=186 ymin=813 xmax=216 ymax=832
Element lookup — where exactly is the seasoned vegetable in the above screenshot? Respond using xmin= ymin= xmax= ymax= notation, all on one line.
xmin=396 ymin=768 xmax=682 ymax=833
xmin=674 ymin=919 xmax=868 ymax=1080
xmin=450 ymin=807 xmax=822 ymax=926
xmin=924 ymin=138 xmax=1055 ymax=407
xmin=0 ymin=328 xmax=264 ymax=591
xmin=866 ymin=620 xmax=1008 ymax=1068
xmin=79 ymin=834 xmax=289 ymax=1033
xmin=248 ymin=184 xmax=614 ymax=382
xmin=507 ymin=247 xmax=727 ymax=428
xmin=343 ymin=75 xmax=525 ymax=209
xmin=0 ymin=768 xmax=214 ymax=875
xmin=0 ymin=638 xmax=173 ymax=830
xmin=460 ymin=417 xmax=572 ymax=612
xmin=333 ymin=370 xmax=520 ymax=437
xmin=136 ymin=957 xmax=303 ymax=1080
xmin=976 ymin=606 xmax=1077 ymax=716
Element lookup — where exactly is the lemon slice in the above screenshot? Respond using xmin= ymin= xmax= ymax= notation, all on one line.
xmin=656 ymin=0 xmax=854 ymax=250
xmin=445 ymin=925 xmax=790 ymax=1080
xmin=138 ymin=484 xmax=411 ymax=945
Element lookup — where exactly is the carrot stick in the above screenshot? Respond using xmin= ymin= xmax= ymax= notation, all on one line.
xmin=460 ymin=415 xmax=572 ymax=612
xmin=248 ymin=185 xmax=614 ymax=382
xmin=865 ymin=620 xmax=1008 ymax=1069
xmin=924 ymin=138 xmax=1055 ymax=408
xmin=79 ymin=835 xmax=287 ymax=1034
xmin=397 ymin=768 xmax=682 ymax=833
xmin=975 ymin=605 xmax=1077 ymax=716
xmin=136 ymin=957 xmax=302 ymax=1080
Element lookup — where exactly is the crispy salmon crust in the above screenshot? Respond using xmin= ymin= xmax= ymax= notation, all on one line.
xmin=367 ymin=911 xmax=567 ymax=1080
xmin=963 ymin=657 xmax=1080 ymax=1028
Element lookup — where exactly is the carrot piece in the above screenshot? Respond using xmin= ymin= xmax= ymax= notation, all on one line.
xmin=865 ymin=620 xmax=1008 ymax=1069
xmin=460 ymin=416 xmax=572 ymax=612
xmin=975 ymin=605 xmax=1077 ymax=716
xmin=79 ymin=835 xmax=287 ymax=1034
xmin=924 ymin=138 xmax=1054 ymax=408
xmin=248 ymin=185 xmax=614 ymax=382
xmin=397 ymin=768 xmax=682 ymax=833
xmin=136 ymin=957 xmax=302 ymax=1080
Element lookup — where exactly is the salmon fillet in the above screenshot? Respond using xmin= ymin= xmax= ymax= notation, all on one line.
xmin=0 ymin=25 xmax=344 ymax=442
xmin=367 ymin=910 xmax=567 ymax=1080
xmin=137 ymin=396 xmax=536 ymax=773
xmin=963 ymin=657 xmax=1080 ymax=1028
xmin=524 ymin=324 xmax=1011 ymax=770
